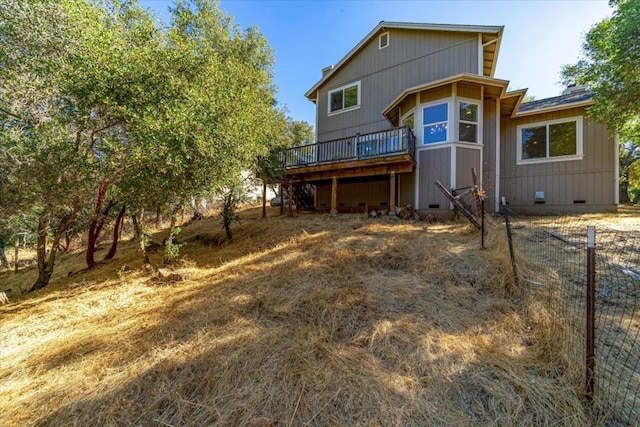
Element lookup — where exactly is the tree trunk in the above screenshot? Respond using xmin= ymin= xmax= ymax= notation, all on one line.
xmin=104 ymin=205 xmax=126 ymax=260
xmin=262 ymin=182 xmax=267 ymax=219
xmin=131 ymin=212 xmax=141 ymax=241
xmin=63 ymin=232 xmax=73 ymax=253
xmin=86 ymin=180 xmax=117 ymax=268
xmin=619 ymin=181 xmax=631 ymax=204
xmin=163 ymin=203 xmax=181 ymax=265
xmin=0 ymin=246 xmax=8 ymax=269
xmin=31 ymin=211 xmax=77 ymax=291
xmin=131 ymin=209 xmax=151 ymax=267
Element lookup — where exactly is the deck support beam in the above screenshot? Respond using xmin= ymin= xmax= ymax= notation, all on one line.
xmin=288 ymin=181 xmax=293 ymax=217
xmin=389 ymin=172 xmax=396 ymax=213
xmin=330 ymin=177 xmax=338 ymax=215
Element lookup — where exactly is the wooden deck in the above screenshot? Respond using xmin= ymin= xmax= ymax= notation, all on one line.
xmin=280 ymin=125 xmax=416 ymax=181
xmin=279 ymin=126 xmax=416 ymax=214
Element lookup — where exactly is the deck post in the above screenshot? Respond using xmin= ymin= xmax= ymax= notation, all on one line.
xmin=288 ymin=181 xmax=294 ymax=217
xmin=389 ymin=171 xmax=396 ymax=214
xmin=330 ymin=176 xmax=338 ymax=215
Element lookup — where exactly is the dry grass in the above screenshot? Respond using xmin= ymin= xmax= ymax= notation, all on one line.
xmin=1 ymin=208 xmax=594 ymax=426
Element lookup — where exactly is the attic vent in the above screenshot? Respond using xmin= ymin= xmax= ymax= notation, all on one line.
xmin=379 ymin=32 xmax=389 ymax=49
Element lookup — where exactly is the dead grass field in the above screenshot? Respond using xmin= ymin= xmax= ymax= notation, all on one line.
xmin=0 ymin=207 xmax=602 ymax=426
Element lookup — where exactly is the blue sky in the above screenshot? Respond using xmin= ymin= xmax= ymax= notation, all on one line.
xmin=139 ymin=0 xmax=612 ymax=127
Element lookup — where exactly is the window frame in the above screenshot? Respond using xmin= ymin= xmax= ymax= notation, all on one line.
xmin=458 ymin=100 xmax=480 ymax=143
xmin=327 ymin=81 xmax=361 ymax=116
xmin=516 ymin=116 xmax=584 ymax=165
xmin=421 ymin=101 xmax=449 ymax=145
xmin=379 ymin=32 xmax=389 ymax=49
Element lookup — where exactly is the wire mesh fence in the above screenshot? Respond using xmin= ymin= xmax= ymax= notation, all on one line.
xmin=504 ymin=212 xmax=640 ymax=426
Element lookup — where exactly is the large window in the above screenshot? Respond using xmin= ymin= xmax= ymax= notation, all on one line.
xmin=517 ymin=117 xmax=583 ymax=163
xmin=328 ymin=81 xmax=361 ymax=115
xmin=423 ymin=102 xmax=448 ymax=144
xmin=459 ymin=101 xmax=479 ymax=143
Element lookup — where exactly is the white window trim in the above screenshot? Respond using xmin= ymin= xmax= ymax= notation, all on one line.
xmin=516 ymin=116 xmax=584 ymax=165
xmin=327 ymin=81 xmax=361 ymax=116
xmin=400 ymin=109 xmax=415 ymax=130
xmin=417 ymin=97 xmax=484 ymax=146
xmin=379 ymin=32 xmax=389 ymax=49
xmin=420 ymin=100 xmax=450 ymax=145
xmin=457 ymin=98 xmax=482 ymax=144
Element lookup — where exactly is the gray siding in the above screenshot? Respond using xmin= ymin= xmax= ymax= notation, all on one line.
xmin=398 ymin=172 xmax=415 ymax=206
xmin=418 ymin=148 xmax=451 ymax=209
xmin=456 ymin=147 xmax=481 ymax=189
xmin=500 ymin=107 xmax=615 ymax=211
xmin=317 ymin=29 xmax=480 ymax=141
xmin=316 ymin=179 xmax=389 ymax=211
xmin=482 ymin=98 xmax=498 ymax=205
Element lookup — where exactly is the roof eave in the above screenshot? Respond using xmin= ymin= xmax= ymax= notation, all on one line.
xmin=382 ymin=73 xmax=510 ymax=118
xmin=489 ymin=28 xmax=503 ymax=77
xmin=513 ymin=100 xmax=595 ymax=118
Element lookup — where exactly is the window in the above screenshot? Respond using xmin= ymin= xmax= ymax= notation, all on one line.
xmin=379 ymin=32 xmax=389 ymax=49
xmin=459 ymin=102 xmax=479 ymax=143
xmin=518 ymin=117 xmax=583 ymax=163
xmin=328 ymin=81 xmax=361 ymax=115
xmin=423 ymin=103 xmax=448 ymax=144
xmin=401 ymin=112 xmax=414 ymax=131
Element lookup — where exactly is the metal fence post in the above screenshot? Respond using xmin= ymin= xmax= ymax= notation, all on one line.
xmin=586 ymin=225 xmax=596 ymax=404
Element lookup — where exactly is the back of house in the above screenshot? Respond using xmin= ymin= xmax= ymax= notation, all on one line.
xmin=280 ymin=21 xmax=617 ymax=215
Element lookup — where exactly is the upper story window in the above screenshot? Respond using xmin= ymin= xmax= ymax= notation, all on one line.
xmin=379 ymin=32 xmax=389 ymax=49
xmin=328 ymin=81 xmax=361 ymax=115
xmin=423 ymin=102 xmax=448 ymax=144
xmin=517 ymin=116 xmax=583 ymax=164
xmin=459 ymin=101 xmax=479 ymax=143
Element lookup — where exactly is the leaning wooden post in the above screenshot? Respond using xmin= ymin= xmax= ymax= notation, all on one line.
xmin=330 ymin=176 xmax=338 ymax=215
xmin=389 ymin=171 xmax=396 ymax=214
xmin=288 ymin=181 xmax=294 ymax=217
xmin=586 ymin=225 xmax=596 ymax=404
xmin=481 ymin=198 xmax=485 ymax=249
xmin=501 ymin=197 xmax=519 ymax=286
xmin=279 ymin=183 xmax=284 ymax=215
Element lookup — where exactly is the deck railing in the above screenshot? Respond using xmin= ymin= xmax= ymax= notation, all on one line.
xmin=281 ymin=125 xmax=415 ymax=169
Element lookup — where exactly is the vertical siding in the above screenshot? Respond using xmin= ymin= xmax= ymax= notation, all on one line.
xmin=457 ymin=83 xmax=482 ymax=99
xmin=418 ymin=148 xmax=451 ymax=209
xmin=398 ymin=172 xmax=415 ymax=206
xmin=419 ymin=85 xmax=453 ymax=103
xmin=500 ymin=107 xmax=615 ymax=211
xmin=456 ymin=147 xmax=481 ymax=189
xmin=317 ymin=29 xmax=480 ymax=141
xmin=316 ymin=179 xmax=390 ymax=210
xmin=482 ymin=98 xmax=497 ymax=204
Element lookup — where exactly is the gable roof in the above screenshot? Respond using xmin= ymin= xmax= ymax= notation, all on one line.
xmin=515 ymin=88 xmax=595 ymax=117
xmin=305 ymin=21 xmax=504 ymax=101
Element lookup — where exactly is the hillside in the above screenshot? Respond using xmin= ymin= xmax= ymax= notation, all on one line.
xmin=0 ymin=208 xmax=590 ymax=426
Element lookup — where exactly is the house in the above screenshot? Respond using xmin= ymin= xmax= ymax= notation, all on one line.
xmin=280 ymin=22 xmax=618 ymax=215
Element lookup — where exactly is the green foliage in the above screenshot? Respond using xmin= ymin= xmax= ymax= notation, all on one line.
xmin=164 ymin=227 xmax=183 ymax=262
xmin=1 ymin=0 xmax=287 ymax=284
xmin=562 ymin=0 xmax=640 ymax=133
xmin=284 ymin=119 xmax=314 ymax=147
xmin=562 ymin=0 xmax=640 ymax=202
xmin=220 ymin=179 xmax=251 ymax=242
